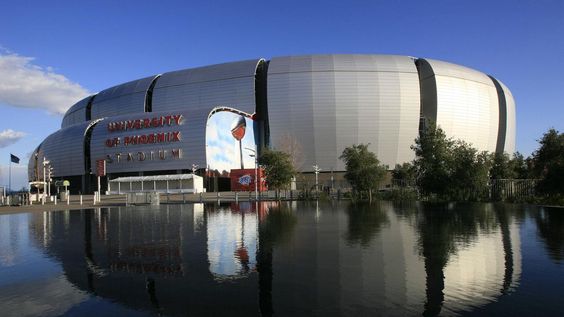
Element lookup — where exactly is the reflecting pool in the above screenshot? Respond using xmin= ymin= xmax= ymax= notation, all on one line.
xmin=1 ymin=201 xmax=563 ymax=316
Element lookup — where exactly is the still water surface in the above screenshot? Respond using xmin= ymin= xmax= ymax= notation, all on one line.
xmin=0 ymin=201 xmax=563 ymax=316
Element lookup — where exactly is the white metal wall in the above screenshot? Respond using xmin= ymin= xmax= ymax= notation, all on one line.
xmin=61 ymin=96 xmax=91 ymax=128
xmin=425 ymin=59 xmax=499 ymax=152
xmin=152 ymin=59 xmax=260 ymax=115
xmin=35 ymin=121 xmax=92 ymax=177
xmin=268 ymin=55 xmax=421 ymax=171
xmin=90 ymin=75 xmax=157 ymax=120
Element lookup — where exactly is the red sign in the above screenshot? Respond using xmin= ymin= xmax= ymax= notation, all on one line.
xmin=230 ymin=116 xmax=246 ymax=141
xmin=96 ymin=159 xmax=106 ymax=177
xmin=230 ymin=168 xmax=267 ymax=192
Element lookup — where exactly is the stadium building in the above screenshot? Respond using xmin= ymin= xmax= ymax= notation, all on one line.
xmin=28 ymin=55 xmax=516 ymax=193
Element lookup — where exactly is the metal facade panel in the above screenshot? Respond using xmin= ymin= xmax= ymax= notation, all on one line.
xmin=27 ymin=146 xmax=41 ymax=181
xmin=90 ymin=76 xmax=156 ymax=120
xmin=426 ymin=59 xmax=499 ymax=152
xmin=36 ymin=122 xmax=91 ymax=177
xmin=268 ymin=54 xmax=415 ymax=74
xmin=499 ymin=80 xmax=516 ymax=154
xmin=268 ymin=55 xmax=420 ymax=172
xmin=61 ymin=96 xmax=91 ymax=128
xmin=153 ymin=78 xmax=255 ymax=114
xmin=91 ymin=92 xmax=147 ymax=119
xmin=152 ymin=60 xmax=259 ymax=115
xmin=89 ymin=110 xmax=208 ymax=174
xmin=157 ymin=59 xmax=259 ymax=85
xmin=424 ymin=59 xmax=492 ymax=85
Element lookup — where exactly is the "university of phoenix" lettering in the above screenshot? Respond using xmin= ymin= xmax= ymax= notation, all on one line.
xmin=107 ymin=114 xmax=183 ymax=132
xmin=105 ymin=114 xmax=184 ymax=148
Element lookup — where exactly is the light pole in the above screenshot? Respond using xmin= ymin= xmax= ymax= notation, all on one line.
xmin=313 ymin=164 xmax=321 ymax=196
xmin=245 ymin=147 xmax=258 ymax=200
xmin=47 ymin=165 xmax=53 ymax=197
xmin=42 ymin=157 xmax=50 ymax=203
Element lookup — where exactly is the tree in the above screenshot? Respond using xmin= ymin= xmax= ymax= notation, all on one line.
xmin=339 ymin=143 xmax=387 ymax=201
xmin=411 ymin=123 xmax=454 ymax=199
xmin=448 ymin=141 xmax=491 ymax=200
xmin=532 ymin=128 xmax=564 ymax=196
xmin=392 ymin=162 xmax=417 ymax=185
xmin=510 ymin=152 xmax=532 ymax=179
xmin=258 ymin=149 xmax=296 ymax=198
xmin=490 ymin=152 xmax=518 ymax=180
xmin=412 ymin=123 xmax=491 ymax=201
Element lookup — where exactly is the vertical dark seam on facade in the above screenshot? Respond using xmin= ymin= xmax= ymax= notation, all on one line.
xmin=145 ymin=75 xmax=161 ymax=113
xmin=255 ymin=59 xmax=269 ymax=154
xmin=85 ymin=95 xmax=96 ymax=121
xmin=489 ymin=75 xmax=507 ymax=154
xmin=415 ymin=59 xmax=437 ymax=134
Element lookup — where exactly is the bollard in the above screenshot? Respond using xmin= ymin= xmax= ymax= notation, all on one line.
xmin=235 ymin=192 xmax=238 ymax=203
xmin=80 ymin=195 xmax=83 ymax=205
xmin=54 ymin=197 xmax=57 ymax=205
xmin=67 ymin=194 xmax=70 ymax=205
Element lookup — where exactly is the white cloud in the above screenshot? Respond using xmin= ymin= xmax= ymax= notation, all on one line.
xmin=0 ymin=52 xmax=91 ymax=115
xmin=0 ymin=129 xmax=26 ymax=148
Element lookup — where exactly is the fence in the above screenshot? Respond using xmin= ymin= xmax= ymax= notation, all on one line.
xmin=490 ymin=179 xmax=537 ymax=201
xmin=391 ymin=179 xmax=538 ymax=201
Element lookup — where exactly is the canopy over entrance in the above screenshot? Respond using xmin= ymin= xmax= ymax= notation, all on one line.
xmin=108 ymin=174 xmax=204 ymax=194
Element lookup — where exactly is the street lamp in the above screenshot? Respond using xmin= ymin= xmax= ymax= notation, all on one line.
xmin=313 ymin=164 xmax=321 ymax=195
xmin=42 ymin=157 xmax=50 ymax=203
xmin=47 ymin=166 xmax=54 ymax=197
xmin=245 ymin=147 xmax=258 ymax=200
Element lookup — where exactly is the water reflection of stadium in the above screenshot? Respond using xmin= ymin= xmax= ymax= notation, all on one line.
xmin=29 ymin=202 xmax=523 ymax=316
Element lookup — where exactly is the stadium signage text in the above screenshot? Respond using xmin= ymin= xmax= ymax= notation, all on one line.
xmin=104 ymin=114 xmax=183 ymax=148
xmin=103 ymin=114 xmax=184 ymax=164
xmin=105 ymin=149 xmax=182 ymax=164
xmin=107 ymin=114 xmax=183 ymax=132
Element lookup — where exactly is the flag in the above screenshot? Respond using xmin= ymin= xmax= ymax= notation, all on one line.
xmin=10 ymin=154 xmax=20 ymax=164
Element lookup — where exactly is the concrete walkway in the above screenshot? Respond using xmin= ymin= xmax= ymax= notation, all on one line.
xmin=0 ymin=191 xmax=300 ymax=215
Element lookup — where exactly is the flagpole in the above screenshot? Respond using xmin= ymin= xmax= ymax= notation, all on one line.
xmin=9 ymin=158 xmax=12 ymax=194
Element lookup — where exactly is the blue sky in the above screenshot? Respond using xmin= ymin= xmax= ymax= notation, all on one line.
xmin=0 ymin=0 xmax=563 ymax=190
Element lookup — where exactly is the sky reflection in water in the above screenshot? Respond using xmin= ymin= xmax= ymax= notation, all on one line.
xmin=0 ymin=202 xmax=563 ymax=316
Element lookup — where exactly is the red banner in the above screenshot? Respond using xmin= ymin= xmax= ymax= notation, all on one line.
xmin=230 ymin=168 xmax=267 ymax=192
xmin=96 ymin=159 xmax=106 ymax=177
